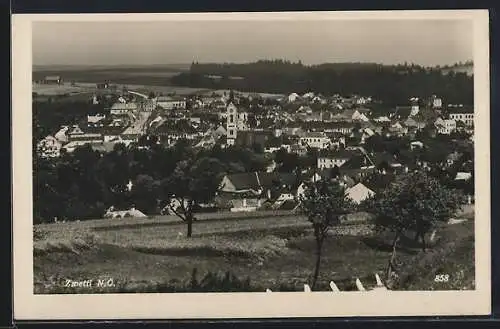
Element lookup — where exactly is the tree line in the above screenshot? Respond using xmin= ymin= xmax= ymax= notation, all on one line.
xmin=170 ymin=60 xmax=473 ymax=106
xmin=34 ymin=130 xmax=473 ymax=225
xmin=299 ymin=171 xmax=467 ymax=290
xmin=33 ymin=141 xmax=272 ymax=228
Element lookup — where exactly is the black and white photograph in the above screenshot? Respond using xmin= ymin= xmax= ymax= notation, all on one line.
xmin=12 ymin=10 xmax=490 ymax=319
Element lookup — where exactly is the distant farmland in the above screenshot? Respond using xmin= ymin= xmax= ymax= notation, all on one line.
xmin=33 ymin=64 xmax=191 ymax=72
xmin=32 ymin=65 xmax=191 ymax=86
xmin=123 ymin=84 xmax=210 ymax=96
xmin=32 ymin=83 xmax=96 ymax=96
xmin=31 ymin=65 xmax=219 ymax=96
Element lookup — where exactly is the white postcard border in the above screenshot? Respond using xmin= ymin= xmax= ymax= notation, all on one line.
xmin=12 ymin=10 xmax=491 ymax=320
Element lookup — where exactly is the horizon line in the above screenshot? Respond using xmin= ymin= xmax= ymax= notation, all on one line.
xmin=32 ymin=59 xmax=474 ymax=69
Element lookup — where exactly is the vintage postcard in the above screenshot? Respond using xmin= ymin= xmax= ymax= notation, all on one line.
xmin=12 ymin=10 xmax=490 ymax=320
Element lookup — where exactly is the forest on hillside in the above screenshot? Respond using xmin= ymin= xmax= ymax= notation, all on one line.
xmin=171 ymin=60 xmax=473 ymax=106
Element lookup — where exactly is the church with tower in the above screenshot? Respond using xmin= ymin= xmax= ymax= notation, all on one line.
xmin=225 ymin=90 xmax=249 ymax=145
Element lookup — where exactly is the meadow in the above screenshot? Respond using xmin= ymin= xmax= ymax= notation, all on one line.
xmin=33 ymin=207 xmax=475 ymax=294
xmin=32 ymin=66 xmax=194 ymax=93
xmin=121 ymin=84 xmax=210 ymax=96
xmin=32 ymin=67 xmax=286 ymax=98
xmin=32 ymin=83 xmax=95 ymax=96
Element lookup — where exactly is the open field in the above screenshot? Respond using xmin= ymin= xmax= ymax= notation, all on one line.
xmin=118 ymin=84 xmax=210 ymax=96
xmin=32 ymin=83 xmax=95 ymax=96
xmin=32 ymin=66 xmax=190 ymax=88
xmin=33 ymin=64 xmax=191 ymax=72
xmin=32 ymin=83 xmax=210 ymax=105
xmin=34 ymin=207 xmax=475 ymax=294
xmin=95 ymin=71 xmax=181 ymax=78
xmin=35 ymin=210 xmax=300 ymax=232
xmin=32 ymin=67 xmax=286 ymax=97
xmin=33 ymin=81 xmax=210 ymax=98
xmin=212 ymin=89 xmax=285 ymax=98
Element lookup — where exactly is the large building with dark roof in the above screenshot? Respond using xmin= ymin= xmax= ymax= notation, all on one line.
xmin=234 ymin=130 xmax=274 ymax=149
xmin=218 ymin=171 xmax=298 ymax=198
xmin=448 ymin=106 xmax=474 ymax=127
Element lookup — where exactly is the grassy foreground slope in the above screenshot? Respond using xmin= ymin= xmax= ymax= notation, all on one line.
xmin=34 ymin=209 xmax=475 ymax=294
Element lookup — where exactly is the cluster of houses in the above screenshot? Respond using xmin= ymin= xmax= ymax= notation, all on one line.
xmin=208 ymin=92 xmax=474 ymax=154
xmin=36 ymin=87 xmax=474 ymax=216
xmin=195 ymin=92 xmax=473 ymax=213
xmin=214 ymin=170 xmax=377 ymax=213
xmin=36 ymin=90 xmax=195 ymax=157
xmin=215 ymin=146 xmax=473 ymax=213
xmin=37 ymin=104 xmax=140 ymax=158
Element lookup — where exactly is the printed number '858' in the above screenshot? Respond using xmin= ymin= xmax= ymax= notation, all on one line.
xmin=434 ymin=274 xmax=450 ymax=282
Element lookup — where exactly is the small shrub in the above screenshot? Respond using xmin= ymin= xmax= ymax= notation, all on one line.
xmin=188 ymin=270 xmax=253 ymax=292
xmin=258 ymin=202 xmax=273 ymax=211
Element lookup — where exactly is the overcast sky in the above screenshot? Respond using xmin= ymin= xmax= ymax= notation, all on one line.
xmin=32 ymin=19 xmax=473 ymax=66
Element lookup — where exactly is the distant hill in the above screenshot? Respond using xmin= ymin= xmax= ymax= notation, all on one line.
xmin=170 ymin=60 xmax=474 ymax=105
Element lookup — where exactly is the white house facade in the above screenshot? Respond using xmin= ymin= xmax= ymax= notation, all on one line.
xmin=317 ymin=156 xmax=349 ymax=169
xmin=110 ymin=102 xmax=138 ymax=115
xmin=449 ymin=112 xmax=474 ymax=127
xmin=299 ymin=132 xmax=331 ymax=149
xmin=156 ymin=96 xmax=187 ymax=110
xmin=437 ymin=119 xmax=457 ymax=135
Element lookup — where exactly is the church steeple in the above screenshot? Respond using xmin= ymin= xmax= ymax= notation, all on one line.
xmin=228 ymin=89 xmax=235 ymax=104
xmin=226 ymin=101 xmax=238 ymax=146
